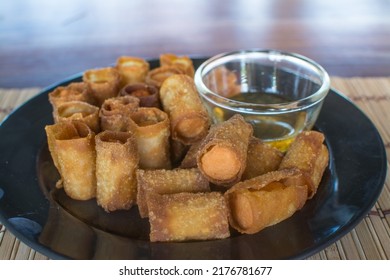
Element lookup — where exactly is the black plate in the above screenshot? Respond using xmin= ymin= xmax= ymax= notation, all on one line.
xmin=0 ymin=59 xmax=387 ymax=260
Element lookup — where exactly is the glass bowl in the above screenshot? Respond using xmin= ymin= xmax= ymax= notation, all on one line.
xmin=194 ymin=49 xmax=330 ymax=151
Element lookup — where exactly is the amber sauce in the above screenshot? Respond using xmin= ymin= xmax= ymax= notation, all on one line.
xmin=211 ymin=92 xmax=308 ymax=152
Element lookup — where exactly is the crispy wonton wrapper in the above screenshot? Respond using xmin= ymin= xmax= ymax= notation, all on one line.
xmin=119 ymin=83 xmax=161 ymax=108
xmin=115 ymin=56 xmax=150 ymax=87
xmin=145 ymin=65 xmax=184 ymax=88
xmin=83 ymin=67 xmax=122 ymax=106
xmin=197 ymin=114 xmax=253 ymax=187
xmin=148 ymin=192 xmax=230 ymax=242
xmin=48 ymin=82 xmax=96 ymax=111
xmin=130 ymin=107 xmax=171 ymax=170
xmin=224 ymin=169 xmax=309 ymax=234
xmin=99 ymin=95 xmax=140 ymax=132
xmin=136 ymin=168 xmax=209 ymax=218
xmin=159 ymin=53 xmax=195 ymax=77
xmin=278 ymin=131 xmax=329 ymax=199
xmin=45 ymin=121 xmax=96 ymax=200
xmin=55 ymin=101 xmax=100 ymax=133
xmin=241 ymin=137 xmax=284 ymax=180
xmin=160 ymin=74 xmax=210 ymax=145
xmin=95 ymin=130 xmax=139 ymax=212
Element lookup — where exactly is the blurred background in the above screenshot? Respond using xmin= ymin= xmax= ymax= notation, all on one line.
xmin=1 ymin=0 xmax=389 ymax=87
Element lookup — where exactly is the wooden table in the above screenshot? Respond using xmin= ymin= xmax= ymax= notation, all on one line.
xmin=1 ymin=0 xmax=390 ymax=88
xmin=0 ymin=0 xmax=389 ymax=260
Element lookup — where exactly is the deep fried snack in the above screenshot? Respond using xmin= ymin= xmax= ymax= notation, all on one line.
xmin=95 ymin=130 xmax=139 ymax=212
xmin=204 ymin=66 xmax=241 ymax=98
xmin=83 ymin=67 xmax=122 ymax=106
xmin=45 ymin=121 xmax=96 ymax=200
xmin=278 ymin=131 xmax=329 ymax=199
xmin=136 ymin=168 xmax=209 ymax=218
xmin=130 ymin=107 xmax=171 ymax=170
xmin=148 ymin=192 xmax=230 ymax=242
xmin=160 ymin=74 xmax=211 ymax=144
xmin=145 ymin=65 xmax=184 ymax=88
xmin=115 ymin=56 xmax=150 ymax=87
xmin=241 ymin=137 xmax=284 ymax=180
xmin=99 ymin=95 xmax=140 ymax=132
xmin=160 ymin=53 xmax=195 ymax=77
xmin=55 ymin=101 xmax=100 ymax=133
xmin=197 ymin=114 xmax=252 ymax=186
xmin=48 ymin=82 xmax=96 ymax=113
xmin=224 ymin=169 xmax=309 ymax=234
xmin=119 ymin=83 xmax=161 ymax=108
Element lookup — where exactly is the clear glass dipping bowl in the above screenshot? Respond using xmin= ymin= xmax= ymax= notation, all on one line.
xmin=194 ymin=49 xmax=330 ymax=151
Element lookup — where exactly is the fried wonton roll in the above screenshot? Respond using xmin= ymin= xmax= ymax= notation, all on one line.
xmin=136 ymin=168 xmax=209 ymax=218
xmin=278 ymin=131 xmax=329 ymax=199
xmin=55 ymin=101 xmax=100 ymax=133
xmin=160 ymin=74 xmax=211 ymax=145
xmin=95 ymin=130 xmax=139 ymax=212
xmin=241 ymin=137 xmax=284 ymax=180
xmin=145 ymin=65 xmax=184 ymax=88
xmin=99 ymin=95 xmax=140 ymax=132
xmin=83 ymin=67 xmax=122 ymax=106
xmin=130 ymin=107 xmax=171 ymax=170
xmin=48 ymin=82 xmax=96 ymax=112
xmin=197 ymin=114 xmax=253 ymax=187
xmin=119 ymin=83 xmax=161 ymax=108
xmin=45 ymin=121 xmax=96 ymax=200
xmin=115 ymin=56 xmax=150 ymax=87
xmin=160 ymin=53 xmax=195 ymax=77
xmin=224 ymin=169 xmax=309 ymax=234
xmin=148 ymin=192 xmax=230 ymax=242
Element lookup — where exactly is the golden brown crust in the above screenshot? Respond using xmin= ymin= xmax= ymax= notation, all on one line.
xmin=148 ymin=192 xmax=230 ymax=242
xmin=115 ymin=56 xmax=150 ymax=87
xmin=45 ymin=121 xmax=96 ymax=200
xmin=278 ymin=131 xmax=329 ymax=198
xmin=119 ymin=83 xmax=161 ymax=108
xmin=130 ymin=107 xmax=171 ymax=170
xmin=224 ymin=169 xmax=309 ymax=234
xmin=136 ymin=168 xmax=210 ymax=218
xmin=99 ymin=95 xmax=139 ymax=132
xmin=159 ymin=53 xmax=195 ymax=77
xmin=95 ymin=130 xmax=139 ymax=212
xmin=241 ymin=137 xmax=284 ymax=180
xmin=197 ymin=114 xmax=253 ymax=186
xmin=160 ymin=74 xmax=211 ymax=144
xmin=55 ymin=101 xmax=100 ymax=133
xmin=145 ymin=66 xmax=184 ymax=88
xmin=48 ymin=82 xmax=96 ymax=111
xmin=83 ymin=67 xmax=122 ymax=106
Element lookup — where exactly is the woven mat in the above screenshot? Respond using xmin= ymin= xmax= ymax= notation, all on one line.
xmin=0 ymin=78 xmax=389 ymax=260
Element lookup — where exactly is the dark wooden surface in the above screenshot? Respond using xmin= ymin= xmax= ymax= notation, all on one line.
xmin=1 ymin=0 xmax=390 ymax=88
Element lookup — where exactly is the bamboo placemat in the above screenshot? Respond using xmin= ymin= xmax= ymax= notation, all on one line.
xmin=0 ymin=78 xmax=389 ymax=260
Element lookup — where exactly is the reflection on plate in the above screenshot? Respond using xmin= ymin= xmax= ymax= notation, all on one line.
xmin=0 ymin=59 xmax=387 ymax=259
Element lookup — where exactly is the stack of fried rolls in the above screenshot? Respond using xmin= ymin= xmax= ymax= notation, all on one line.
xmin=45 ymin=54 xmax=329 ymax=242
